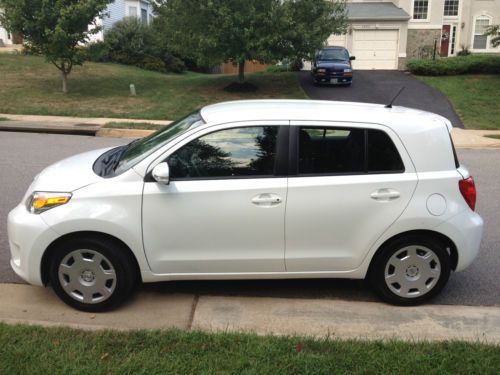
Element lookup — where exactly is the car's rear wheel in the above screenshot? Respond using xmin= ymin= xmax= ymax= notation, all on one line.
xmin=368 ymin=235 xmax=451 ymax=306
xmin=48 ymin=236 xmax=137 ymax=312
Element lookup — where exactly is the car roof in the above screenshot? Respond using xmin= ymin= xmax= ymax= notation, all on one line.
xmin=322 ymin=46 xmax=347 ymax=50
xmin=199 ymin=100 xmax=453 ymax=133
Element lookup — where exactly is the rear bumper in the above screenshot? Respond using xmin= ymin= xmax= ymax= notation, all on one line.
xmin=435 ymin=209 xmax=483 ymax=272
xmin=8 ymin=204 xmax=60 ymax=286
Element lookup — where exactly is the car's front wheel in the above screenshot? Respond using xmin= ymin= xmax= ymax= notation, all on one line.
xmin=48 ymin=236 xmax=137 ymax=312
xmin=368 ymin=235 xmax=451 ymax=306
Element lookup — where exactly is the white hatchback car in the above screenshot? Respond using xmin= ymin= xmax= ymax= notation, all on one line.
xmin=8 ymin=100 xmax=483 ymax=311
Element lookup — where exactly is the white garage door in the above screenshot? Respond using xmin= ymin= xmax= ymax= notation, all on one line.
xmin=352 ymin=29 xmax=399 ymax=70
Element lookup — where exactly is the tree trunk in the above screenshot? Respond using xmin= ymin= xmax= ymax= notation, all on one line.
xmin=61 ymin=71 xmax=68 ymax=94
xmin=238 ymin=59 xmax=245 ymax=83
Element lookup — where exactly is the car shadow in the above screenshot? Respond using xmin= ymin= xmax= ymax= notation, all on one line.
xmin=138 ymin=278 xmax=377 ymax=302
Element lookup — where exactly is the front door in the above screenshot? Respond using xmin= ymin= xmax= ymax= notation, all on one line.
xmin=142 ymin=123 xmax=288 ymax=275
xmin=285 ymin=122 xmax=418 ymax=272
xmin=440 ymin=25 xmax=451 ymax=57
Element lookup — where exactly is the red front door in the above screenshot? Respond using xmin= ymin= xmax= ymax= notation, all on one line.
xmin=440 ymin=25 xmax=451 ymax=57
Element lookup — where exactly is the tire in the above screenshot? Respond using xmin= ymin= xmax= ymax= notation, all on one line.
xmin=368 ymin=235 xmax=451 ymax=306
xmin=48 ymin=236 xmax=137 ymax=312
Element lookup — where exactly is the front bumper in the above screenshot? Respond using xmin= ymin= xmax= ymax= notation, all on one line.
xmin=312 ymin=72 xmax=352 ymax=85
xmin=8 ymin=203 xmax=60 ymax=286
xmin=435 ymin=209 xmax=483 ymax=272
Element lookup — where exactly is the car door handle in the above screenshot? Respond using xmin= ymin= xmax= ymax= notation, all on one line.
xmin=370 ymin=188 xmax=400 ymax=202
xmin=251 ymin=193 xmax=282 ymax=207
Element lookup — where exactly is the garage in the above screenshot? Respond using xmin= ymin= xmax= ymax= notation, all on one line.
xmin=351 ymin=29 xmax=399 ymax=70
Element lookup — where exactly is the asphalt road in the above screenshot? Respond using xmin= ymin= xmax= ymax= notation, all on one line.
xmin=0 ymin=132 xmax=498 ymax=306
xmin=298 ymin=71 xmax=464 ymax=128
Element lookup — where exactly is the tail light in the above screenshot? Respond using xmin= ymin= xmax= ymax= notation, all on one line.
xmin=459 ymin=177 xmax=476 ymax=211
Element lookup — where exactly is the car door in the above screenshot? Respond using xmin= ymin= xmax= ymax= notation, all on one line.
xmin=285 ymin=122 xmax=418 ymax=272
xmin=142 ymin=122 xmax=289 ymax=275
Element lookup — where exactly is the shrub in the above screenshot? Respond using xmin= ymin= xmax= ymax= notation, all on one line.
xmin=407 ymin=55 xmax=500 ymax=75
xmin=163 ymin=53 xmax=186 ymax=73
xmin=105 ymin=17 xmax=158 ymax=66
xmin=267 ymin=64 xmax=289 ymax=73
xmin=139 ymin=55 xmax=166 ymax=73
xmin=83 ymin=41 xmax=109 ymax=62
xmin=457 ymin=45 xmax=471 ymax=56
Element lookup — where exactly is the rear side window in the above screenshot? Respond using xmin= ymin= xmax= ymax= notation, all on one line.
xmin=298 ymin=127 xmax=404 ymax=175
xmin=367 ymin=129 xmax=404 ymax=173
xmin=299 ymin=128 xmax=364 ymax=174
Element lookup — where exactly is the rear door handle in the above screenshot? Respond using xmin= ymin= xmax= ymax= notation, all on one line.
xmin=251 ymin=193 xmax=282 ymax=207
xmin=370 ymin=188 xmax=400 ymax=202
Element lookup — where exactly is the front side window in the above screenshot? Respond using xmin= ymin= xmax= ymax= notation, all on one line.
xmin=443 ymin=0 xmax=459 ymax=17
xmin=114 ymin=111 xmax=205 ymax=175
xmin=473 ymin=17 xmax=490 ymax=49
xmin=168 ymin=126 xmax=278 ymax=179
xmin=413 ymin=0 xmax=429 ymax=20
xmin=298 ymin=127 xmax=404 ymax=175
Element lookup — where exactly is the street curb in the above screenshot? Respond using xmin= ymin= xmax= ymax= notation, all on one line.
xmin=96 ymin=128 xmax=156 ymax=138
xmin=0 ymin=283 xmax=499 ymax=342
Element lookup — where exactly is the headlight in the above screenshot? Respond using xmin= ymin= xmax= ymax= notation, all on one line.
xmin=26 ymin=192 xmax=72 ymax=214
xmin=317 ymin=68 xmax=326 ymax=73
xmin=344 ymin=68 xmax=352 ymax=73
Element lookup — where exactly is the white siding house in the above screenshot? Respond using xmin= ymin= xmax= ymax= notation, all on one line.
xmin=1 ymin=1 xmax=155 ymax=46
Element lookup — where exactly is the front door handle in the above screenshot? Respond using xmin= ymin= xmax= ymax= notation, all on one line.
xmin=370 ymin=188 xmax=400 ymax=202
xmin=251 ymin=193 xmax=282 ymax=207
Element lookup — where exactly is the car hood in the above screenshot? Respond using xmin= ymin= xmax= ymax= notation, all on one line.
xmin=29 ymin=147 xmax=113 ymax=193
xmin=315 ymin=60 xmax=351 ymax=70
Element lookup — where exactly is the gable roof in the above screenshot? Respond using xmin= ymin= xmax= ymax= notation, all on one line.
xmin=347 ymin=2 xmax=410 ymax=21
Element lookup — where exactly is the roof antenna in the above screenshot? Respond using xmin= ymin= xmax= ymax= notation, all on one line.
xmin=385 ymin=87 xmax=405 ymax=108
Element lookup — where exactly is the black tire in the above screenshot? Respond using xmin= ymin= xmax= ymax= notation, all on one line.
xmin=48 ymin=236 xmax=137 ymax=312
xmin=368 ymin=234 xmax=451 ymax=306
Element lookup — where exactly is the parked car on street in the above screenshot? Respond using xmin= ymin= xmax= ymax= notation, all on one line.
xmin=311 ymin=47 xmax=355 ymax=85
xmin=8 ymin=100 xmax=483 ymax=311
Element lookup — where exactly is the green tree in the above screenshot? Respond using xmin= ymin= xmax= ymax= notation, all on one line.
xmin=484 ymin=25 xmax=500 ymax=47
xmin=153 ymin=0 xmax=347 ymax=83
xmin=0 ymin=0 xmax=112 ymax=93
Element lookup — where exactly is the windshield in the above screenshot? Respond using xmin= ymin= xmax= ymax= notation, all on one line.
xmin=318 ymin=49 xmax=349 ymax=61
xmin=114 ymin=111 xmax=205 ymax=175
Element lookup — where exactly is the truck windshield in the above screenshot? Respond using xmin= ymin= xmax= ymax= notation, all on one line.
xmin=318 ymin=49 xmax=349 ymax=61
xmin=114 ymin=111 xmax=205 ymax=175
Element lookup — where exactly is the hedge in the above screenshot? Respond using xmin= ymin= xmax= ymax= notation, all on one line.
xmin=407 ymin=55 xmax=500 ymax=75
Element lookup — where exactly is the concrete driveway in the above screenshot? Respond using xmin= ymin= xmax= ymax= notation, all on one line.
xmin=298 ymin=70 xmax=464 ymax=128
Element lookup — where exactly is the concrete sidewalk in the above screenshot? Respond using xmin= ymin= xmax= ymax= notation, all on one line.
xmin=0 ymin=113 xmax=171 ymax=136
xmin=1 ymin=283 xmax=499 ymax=342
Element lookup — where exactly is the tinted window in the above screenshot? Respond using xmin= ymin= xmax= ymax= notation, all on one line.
xmin=367 ymin=129 xmax=404 ymax=172
xmin=318 ymin=48 xmax=349 ymax=61
xmin=168 ymin=126 xmax=278 ymax=179
xmin=299 ymin=127 xmax=365 ymax=174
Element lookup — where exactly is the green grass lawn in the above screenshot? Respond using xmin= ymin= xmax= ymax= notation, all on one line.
xmin=0 ymin=55 xmax=307 ymax=120
xmin=1 ymin=324 xmax=499 ymax=374
xmin=417 ymin=75 xmax=500 ymax=130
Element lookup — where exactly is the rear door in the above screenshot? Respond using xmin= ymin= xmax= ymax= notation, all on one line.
xmin=285 ymin=122 xmax=418 ymax=272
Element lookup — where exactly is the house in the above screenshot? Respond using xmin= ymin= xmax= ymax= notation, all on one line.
xmin=0 ymin=1 xmax=154 ymax=45
xmin=89 ymin=0 xmax=155 ymax=42
xmin=323 ymin=0 xmax=500 ymax=70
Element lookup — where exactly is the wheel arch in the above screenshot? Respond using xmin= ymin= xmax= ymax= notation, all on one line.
xmin=40 ymin=231 xmax=142 ymax=286
xmin=368 ymin=229 xmax=459 ymax=276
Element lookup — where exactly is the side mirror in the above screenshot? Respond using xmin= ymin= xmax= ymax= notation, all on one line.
xmin=350 ymin=56 xmax=356 ymax=61
xmin=152 ymin=162 xmax=170 ymax=185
